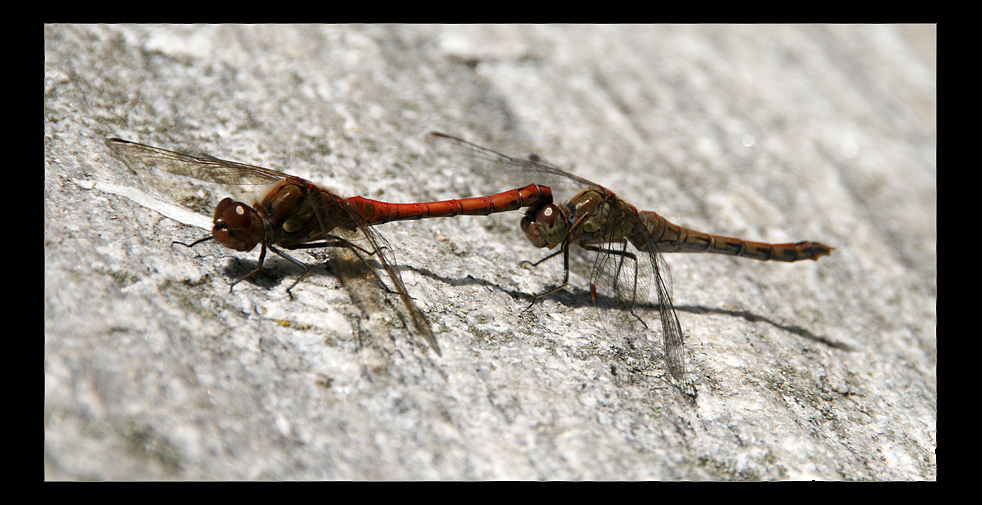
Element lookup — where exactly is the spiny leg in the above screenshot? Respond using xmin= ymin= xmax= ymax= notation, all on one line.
xmin=267 ymin=245 xmax=315 ymax=298
xmin=521 ymin=244 xmax=573 ymax=310
xmin=286 ymin=235 xmax=399 ymax=297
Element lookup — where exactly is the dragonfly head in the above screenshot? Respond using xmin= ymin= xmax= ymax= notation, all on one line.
xmin=521 ymin=203 xmax=569 ymax=248
xmin=212 ymin=197 xmax=266 ymax=252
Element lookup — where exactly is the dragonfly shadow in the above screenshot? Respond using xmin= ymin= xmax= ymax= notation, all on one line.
xmin=587 ymin=289 xmax=851 ymax=351
xmin=673 ymin=303 xmax=853 ymax=351
xmin=218 ymin=258 xmax=282 ymax=290
xmin=407 ymin=265 xmax=538 ymax=303
xmin=408 ymin=264 xmax=850 ymax=352
xmin=215 ymin=255 xmax=849 ymax=353
xmin=217 ymin=256 xmax=324 ymax=292
xmin=171 ymin=239 xmax=311 ymax=292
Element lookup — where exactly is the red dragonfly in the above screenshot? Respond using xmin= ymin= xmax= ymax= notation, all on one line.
xmin=427 ymin=132 xmax=833 ymax=397
xmin=105 ymin=138 xmax=553 ymax=356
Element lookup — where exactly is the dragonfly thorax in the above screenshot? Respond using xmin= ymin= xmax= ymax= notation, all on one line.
xmin=258 ymin=179 xmax=343 ymax=246
xmin=570 ymin=189 xmax=610 ymax=233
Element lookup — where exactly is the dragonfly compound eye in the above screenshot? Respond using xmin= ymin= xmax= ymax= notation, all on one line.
xmin=212 ymin=198 xmax=263 ymax=252
xmin=535 ymin=204 xmax=568 ymax=246
xmin=224 ymin=202 xmax=252 ymax=230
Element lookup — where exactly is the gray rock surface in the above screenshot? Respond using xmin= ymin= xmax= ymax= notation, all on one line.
xmin=45 ymin=25 xmax=935 ymax=480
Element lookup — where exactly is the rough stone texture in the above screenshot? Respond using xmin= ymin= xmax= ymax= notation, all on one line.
xmin=45 ymin=25 xmax=935 ymax=480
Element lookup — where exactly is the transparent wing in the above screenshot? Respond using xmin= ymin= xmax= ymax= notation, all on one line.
xmin=629 ymin=211 xmax=695 ymax=398
xmin=428 ymin=132 xmax=694 ymax=395
xmin=107 ymin=138 xmax=438 ymax=355
xmin=326 ymin=194 xmax=439 ymax=356
xmin=425 ymin=131 xmax=598 ymax=200
xmin=587 ymin=196 xmax=654 ymax=332
xmin=106 ymin=138 xmax=287 ymax=185
xmin=582 ymin=196 xmax=694 ymax=397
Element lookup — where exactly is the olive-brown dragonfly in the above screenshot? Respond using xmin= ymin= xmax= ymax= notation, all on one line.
xmin=427 ymin=132 xmax=833 ymax=397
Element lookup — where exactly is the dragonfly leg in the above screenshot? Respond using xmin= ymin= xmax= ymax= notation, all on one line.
xmin=268 ymin=245 xmax=313 ymax=299
xmin=524 ymin=244 xmax=572 ymax=310
xmin=519 ymin=248 xmax=563 ymax=269
xmin=288 ymin=235 xmax=386 ymax=260
xmin=172 ymin=235 xmax=214 ymax=249
xmin=285 ymin=236 xmax=398 ymax=296
xmin=172 ymin=236 xmax=295 ymax=296
xmin=174 ymin=236 xmax=313 ymax=299
xmin=224 ymin=242 xmax=272 ymax=293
